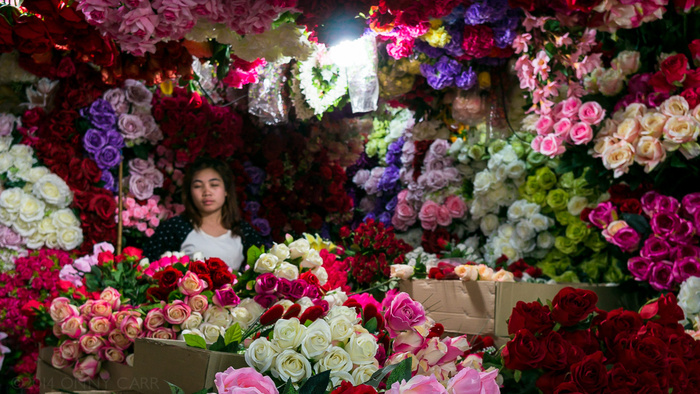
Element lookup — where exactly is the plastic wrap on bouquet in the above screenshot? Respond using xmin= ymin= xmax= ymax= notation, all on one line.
xmin=451 ymin=90 xmax=487 ymax=127
xmin=345 ymin=36 xmax=379 ymax=113
xmin=248 ymin=61 xmax=289 ymax=125
xmin=485 ymin=74 xmax=512 ymax=141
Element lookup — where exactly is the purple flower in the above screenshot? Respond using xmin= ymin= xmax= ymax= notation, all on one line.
xmin=682 ymin=192 xmax=700 ymax=217
xmin=288 ymin=279 xmax=307 ymax=300
xmin=244 ymin=201 xmax=261 ymax=217
xmin=95 ymin=146 xmax=122 ymax=170
xmin=650 ymin=213 xmax=681 ymax=237
xmin=444 ymin=24 xmax=464 ymax=57
xmin=214 ymin=287 xmax=240 ymax=307
xmin=640 ymin=236 xmax=670 ymax=261
xmin=385 ymin=195 xmax=398 ymax=212
xmin=245 ymin=165 xmax=266 ymax=185
xmin=378 ymin=166 xmax=401 ymax=193
xmin=106 ymin=130 xmax=125 ymax=149
xmin=385 ymin=137 xmax=405 ymax=167
xmin=0 ymin=225 xmax=24 ymax=250
xmin=455 ymin=67 xmax=477 ymax=90
xmin=415 ymin=40 xmax=445 ymax=59
xmin=255 ymin=273 xmax=278 ymax=295
xmin=252 ymin=218 xmax=271 ymax=237
xmin=85 ymin=99 xmax=117 ymax=131
xmin=436 ymin=56 xmax=461 ymax=76
xmin=648 ymin=261 xmax=675 ymax=291
xmin=101 ymin=170 xmax=117 ymax=193
xmin=464 ymin=2 xmax=497 ymax=25
xmin=253 ymin=294 xmax=277 ymax=308
xmin=672 ymin=257 xmax=700 ymax=284
xmin=83 ymin=129 xmax=107 ymax=154
xmin=628 ymin=257 xmax=653 ymax=281
xmin=277 ymin=278 xmax=292 ymax=298
xmin=493 ymin=27 xmax=515 ymax=48
xmin=378 ymin=211 xmax=393 ymax=227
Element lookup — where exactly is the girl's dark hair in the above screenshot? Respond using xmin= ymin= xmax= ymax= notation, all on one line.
xmin=182 ymin=157 xmax=241 ymax=236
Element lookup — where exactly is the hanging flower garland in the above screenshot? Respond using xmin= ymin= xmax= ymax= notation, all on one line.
xmin=296 ymin=47 xmax=348 ymax=117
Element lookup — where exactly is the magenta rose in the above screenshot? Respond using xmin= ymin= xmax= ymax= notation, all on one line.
xmin=304 ymin=285 xmax=322 ymax=300
xmin=610 ymin=226 xmax=640 ymax=252
xmin=672 ymin=257 xmax=700 ymax=283
xmin=670 ymin=218 xmax=695 ymax=244
xmin=628 ymin=257 xmax=654 ymax=281
xmin=385 ymin=292 xmax=426 ymax=336
xmin=253 ymin=294 xmax=277 ymax=308
xmin=640 ymin=237 xmax=671 ymax=261
xmin=673 ymin=244 xmax=700 ymax=260
xmin=255 ymin=273 xmax=279 ymax=295
xmin=288 ymin=279 xmax=308 ymax=300
xmin=682 ymin=192 xmax=700 ymax=216
xmin=649 ymin=261 xmax=675 ymax=291
xmin=276 ymin=278 xmax=292 ymax=298
xmin=650 ymin=213 xmax=681 ymax=237
xmin=213 ymin=286 xmax=240 ymax=307
xmin=588 ymin=202 xmax=616 ymax=229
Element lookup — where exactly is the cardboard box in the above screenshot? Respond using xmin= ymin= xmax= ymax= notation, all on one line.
xmin=37 ymin=347 xmax=137 ymax=394
xmin=133 ymin=338 xmax=248 ymax=394
xmin=400 ymin=280 xmax=642 ymax=338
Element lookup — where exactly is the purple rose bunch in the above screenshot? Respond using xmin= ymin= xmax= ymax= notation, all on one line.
xmin=420 ymin=56 xmax=477 ymax=91
xmin=105 ymin=81 xmax=162 ymax=145
xmin=252 ymin=273 xmax=324 ymax=309
xmin=589 ymin=201 xmax=641 ymax=253
xmin=417 ymin=139 xmax=461 ymax=193
xmin=127 ymin=158 xmax=164 ymax=201
xmin=81 ymin=99 xmax=124 ymax=186
xmin=627 ymin=191 xmax=700 ymax=291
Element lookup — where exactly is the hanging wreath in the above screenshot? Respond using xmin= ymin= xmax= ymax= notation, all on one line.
xmin=297 ymin=47 xmax=348 ymax=117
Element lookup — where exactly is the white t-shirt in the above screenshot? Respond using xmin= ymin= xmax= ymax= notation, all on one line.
xmin=181 ymin=229 xmax=244 ymax=271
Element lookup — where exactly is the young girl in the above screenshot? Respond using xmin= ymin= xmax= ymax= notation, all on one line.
xmin=143 ymin=157 xmax=261 ymax=271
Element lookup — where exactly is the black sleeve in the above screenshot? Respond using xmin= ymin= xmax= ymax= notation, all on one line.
xmin=142 ymin=216 xmax=193 ymax=262
xmin=240 ymin=220 xmax=264 ymax=258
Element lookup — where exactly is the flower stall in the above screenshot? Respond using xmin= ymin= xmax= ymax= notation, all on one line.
xmin=1 ymin=0 xmax=700 ymax=393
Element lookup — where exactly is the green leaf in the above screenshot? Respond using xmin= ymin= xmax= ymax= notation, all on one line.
xmin=173 ymin=263 xmax=188 ymax=274
xmin=209 ymin=334 xmax=227 ymax=352
xmin=364 ymin=360 xmax=404 ymax=387
xmin=553 ymin=322 xmax=561 ymax=332
xmin=281 ymin=379 xmax=299 ymax=394
xmin=167 ymin=382 xmax=185 ymax=394
xmin=183 ymin=334 xmax=207 ymax=349
xmin=514 ymin=369 xmax=522 ymax=383
xmin=91 ymin=265 xmax=103 ymax=279
xmin=247 ymin=245 xmax=263 ymax=266
xmin=192 ymin=388 xmax=211 ymax=394
xmin=386 ymin=358 xmax=412 ymax=389
xmin=299 ymin=370 xmax=330 ymax=394
xmin=224 ymin=323 xmax=242 ymax=345
xmin=364 ymin=317 xmax=378 ymax=333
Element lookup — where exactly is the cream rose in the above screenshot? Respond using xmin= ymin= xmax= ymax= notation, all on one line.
xmin=51 ymin=348 xmax=71 ymax=369
xmin=103 ymin=347 xmax=125 ymax=363
xmin=345 ymin=332 xmax=379 ymax=365
xmin=12 ymin=219 xmax=36 ymax=238
xmin=477 ymin=265 xmax=495 ymax=281
xmin=239 ymin=298 xmax=265 ymax=320
xmin=492 ymin=270 xmax=515 ymax=282
xmin=245 ymin=337 xmax=280 ymax=372
xmin=88 ymin=316 xmax=113 ymax=335
xmin=59 ymin=340 xmax=82 ymax=361
xmin=537 ymin=232 xmax=555 ymax=249
xmin=635 ymin=136 xmax=666 ymax=172
xmin=230 ymin=306 xmax=254 ymax=330
xmin=0 ymin=188 xmax=23 ymax=213
xmin=79 ymin=334 xmax=105 ymax=354
xmin=37 ymin=217 xmax=56 ymax=235
xmin=613 ymin=118 xmax=641 ymax=144
xmin=611 ymin=50 xmax=640 ymax=75
xmin=352 ymin=364 xmax=379 ymax=385
xmin=269 ymin=243 xmax=291 ymax=261
xmin=108 ymin=329 xmax=131 ymax=350
xmin=274 ymin=262 xmax=299 ymax=280
xmin=199 ymin=322 xmax=225 ymax=343
xmin=314 ymin=347 xmax=353 ymax=373
xmin=50 ymin=298 xmax=79 ymax=323
xmin=61 ymin=316 xmax=86 ymax=339
xmin=326 ymin=315 xmax=355 ymax=342
xmin=325 ymin=305 xmax=359 ymax=324
xmin=663 ymin=115 xmax=700 ymax=145
xmin=163 ymin=301 xmax=191 ymax=325
xmin=178 ymin=271 xmax=208 ymax=296
xmin=181 ymin=312 xmax=203 ymax=330
xmin=300 ymin=319 xmax=332 ymax=359
xmin=51 ymin=208 xmax=80 ymax=229
xmin=33 ymin=174 xmax=72 ymax=208
xmin=187 ymin=294 xmax=209 ymax=314
xmin=659 ymin=96 xmax=690 ymax=117
xmin=144 ymin=308 xmax=166 ymax=331
xmin=479 ymin=214 xmax=500 ymax=235
xmin=203 ymin=305 xmax=232 ymax=328
xmin=598 ymin=68 xmax=625 ymax=96
xmin=312 ymin=266 xmax=328 ymax=285
xmin=602 ymin=141 xmax=635 ymax=177
xmin=57 ymin=226 xmax=84 ymax=250
xmin=300 ymin=249 xmax=323 ymax=269
xmin=0 ymin=207 xmax=16 ymax=227
xmin=591 ymin=136 xmax=617 ymax=158
xmin=454 ymin=265 xmax=479 ymax=281
xmin=254 ymin=253 xmax=279 ymax=273
xmin=640 ymin=112 xmax=668 ymax=138
xmin=272 ymin=349 xmax=312 ymax=383
xmin=273 ymin=318 xmax=307 ymax=350
xmin=390 ymin=264 xmax=415 ymax=280
xmin=91 ymin=300 xmax=113 ymax=317
xmin=567 ymin=196 xmax=589 ymax=216
xmin=18 ymin=166 xmax=49 ymax=184
xmin=288 ymin=239 xmax=311 ymax=259
xmin=0 ymin=152 xmax=12 ymax=173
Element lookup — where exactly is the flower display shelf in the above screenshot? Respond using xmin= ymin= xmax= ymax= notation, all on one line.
xmin=36 ymin=347 xmax=136 ymax=394
xmin=133 ymin=338 xmax=247 ymax=394
xmin=400 ymin=279 xmax=642 ymax=338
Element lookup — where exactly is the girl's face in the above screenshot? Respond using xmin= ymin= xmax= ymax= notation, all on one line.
xmin=190 ymin=168 xmax=226 ymax=217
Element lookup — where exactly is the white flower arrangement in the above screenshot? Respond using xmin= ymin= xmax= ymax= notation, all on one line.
xmin=296 ymin=47 xmax=348 ymax=117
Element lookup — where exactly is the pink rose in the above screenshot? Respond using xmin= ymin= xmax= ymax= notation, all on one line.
xmin=79 ymin=334 xmax=106 ymax=354
xmin=147 ymin=327 xmax=176 ymax=340
xmin=215 ymin=367 xmax=279 ymax=394
xmin=187 ymin=294 xmax=209 ymax=314
xmin=395 ymin=202 xmax=417 ymax=221
xmin=50 ymin=297 xmax=79 ymax=324
xmin=418 ymin=201 xmax=440 ymax=231
xmin=561 ymin=97 xmax=582 ymax=119
xmin=129 ymin=174 xmax=155 ymax=201
xmin=118 ymin=114 xmax=146 ymax=140
xmin=90 ymin=300 xmax=113 ymax=318
xmin=102 ymin=88 xmax=128 ymax=114
xmin=51 ymin=348 xmax=71 ymax=369
xmin=108 ymin=329 xmax=131 ymax=350
xmin=385 ymin=292 xmax=426 ymax=337
xmin=569 ymin=122 xmax=594 ymax=145
xmin=392 ymin=330 xmax=425 ymax=354
xmin=416 ymin=337 xmax=448 ymax=367
xmin=386 ymin=374 xmax=447 ymax=394
xmin=123 ymin=79 xmax=153 ymax=108
xmin=444 ymin=195 xmax=467 ymax=219
xmin=436 ymin=205 xmax=452 ymax=227
xmin=178 ymin=271 xmax=208 ymax=296
xmin=88 ymin=316 xmax=113 ymax=336
xmin=144 ymin=308 xmax=166 ymax=331
xmin=120 ymin=315 xmax=144 ymax=341
xmin=579 ymin=101 xmax=606 ymax=125
xmin=99 ymin=287 xmax=121 ymax=310
xmin=437 ymin=336 xmax=471 ymax=365
xmin=535 ymin=115 xmax=555 ymax=135
xmin=163 ymin=300 xmax=191 ymax=325
xmin=553 ymin=118 xmax=573 ymax=139
xmin=61 ymin=316 xmax=87 ymax=339
xmin=447 ymin=367 xmax=500 ymax=394
xmin=100 ymin=347 xmax=125 ymax=363
xmin=538 ymin=134 xmax=565 ymax=157
xmin=59 ymin=340 xmax=83 ymax=361
xmin=73 ymin=355 xmax=101 ymax=382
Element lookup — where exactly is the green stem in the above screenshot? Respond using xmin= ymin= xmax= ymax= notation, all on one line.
xmin=350 ymin=277 xmax=400 ymax=296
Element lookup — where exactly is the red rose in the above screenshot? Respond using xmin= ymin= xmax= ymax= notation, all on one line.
xmin=551 ymin=287 xmax=598 ymax=327
xmin=539 ymin=331 xmax=571 ymax=371
xmin=97 ymin=251 xmax=115 ymax=265
xmin=649 ymin=71 xmax=677 ymax=94
xmin=154 ymin=266 xmax=183 ymax=290
xmin=570 ymin=351 xmax=607 ymax=392
xmin=597 ymin=309 xmax=643 ymax=343
xmin=211 ymin=269 xmax=234 ymax=289
xmin=330 ymin=381 xmax=378 ymax=394
xmin=206 ymin=257 xmax=228 ymax=272
xmin=56 ymin=57 xmax=76 ymax=78
xmin=122 ymin=246 xmax=143 ymax=260
xmin=560 ymin=329 xmax=600 ymax=358
xmin=553 ymin=381 xmax=585 ymax=394
xmin=300 ymin=271 xmax=320 ymax=286
xmin=639 ymin=293 xmax=685 ymax=326
xmin=607 ymin=363 xmax=640 ymax=390
xmin=198 ymin=273 xmax=214 ymax=291
xmin=508 ymin=300 xmax=555 ymax=335
xmin=660 ymin=54 xmax=689 ymax=85
xmin=619 ymin=198 xmax=642 ymax=215
xmin=80 ymin=158 xmax=102 ymax=183
xmin=668 ymin=357 xmax=689 ymax=392
xmin=632 ymin=336 xmax=669 ymax=369
xmin=690 ymin=39 xmax=700 ymax=65
xmin=681 ymin=88 xmax=700 ymax=108
xmin=565 ymin=0 xmax=602 ymax=12
xmin=502 ymin=329 xmax=547 ymax=370
xmin=146 ymin=286 xmax=170 ymax=302
xmin=608 ymin=184 xmax=632 ymax=204
xmin=188 ymin=261 xmax=210 ymax=276
xmin=536 ymin=371 xmax=568 ymax=393
xmin=12 ymin=15 xmax=53 ymax=54
xmin=683 ymin=69 xmax=700 ymax=90
xmin=0 ymin=12 xmax=13 ymax=53
xmin=21 ymin=300 xmax=43 ymax=317
xmin=89 ymin=193 xmax=117 ymax=221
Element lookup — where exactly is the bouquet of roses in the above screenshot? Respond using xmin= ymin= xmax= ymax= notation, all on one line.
xmin=497 ymin=287 xmax=700 ymax=393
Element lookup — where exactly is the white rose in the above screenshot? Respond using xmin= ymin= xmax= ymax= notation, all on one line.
xmin=45 ymin=232 xmax=59 ymax=249
xmin=51 ymin=209 xmax=80 ymax=229
xmin=314 ymin=346 xmax=353 ymax=373
xmin=0 ymin=152 xmax=13 ymax=173
xmin=537 ymin=232 xmax=555 ymax=249
xmin=390 ymin=264 xmax=414 ymax=280
xmin=288 ymin=239 xmax=311 ymax=259
xmin=179 ymin=328 xmax=204 ymax=341
xmin=13 ymin=219 xmax=36 ymax=238
xmin=528 ymin=213 xmax=551 ymax=232
xmin=325 ymin=305 xmax=359 ymax=324
xmin=522 ymin=202 xmax=540 ymax=217
xmin=25 ymin=231 xmax=45 ymax=249
xmin=507 ymin=201 xmax=525 ymax=221
xmin=33 ymin=174 xmax=72 ymax=208
xmin=181 ymin=312 xmax=203 ymax=330
xmin=352 ymin=364 xmax=378 ymax=386
xmin=312 ymin=266 xmax=328 ymax=285
xmin=479 ymin=214 xmax=500 ymax=236
xmin=199 ymin=323 xmax=225 ymax=343
xmin=640 ymin=112 xmax=668 ymax=138
xmin=300 ymin=319 xmax=332 ymax=359
xmin=274 ymin=262 xmax=299 ymax=280
xmin=18 ymin=166 xmax=49 ymax=183
xmin=204 ymin=306 xmax=232 ymax=328
xmin=9 ymin=144 xmax=34 ymax=161
xmin=330 ymin=372 xmax=355 ymax=388
xmin=326 ymin=315 xmax=355 ymax=342
xmin=515 ymin=220 xmax=535 ymax=241
xmin=345 ymin=333 xmax=378 ymax=365
xmin=679 ymin=276 xmax=700 ymax=317
xmin=230 ymin=307 xmax=254 ymax=330
xmin=0 ymin=188 xmax=24 ymax=213
xmin=245 ymin=337 xmax=280 ymax=372
xmin=254 ymin=253 xmax=279 ymax=273
xmin=19 ymin=193 xmax=45 ymax=223
xmin=295 ymin=297 xmax=315 ymax=313
xmin=567 ymin=196 xmax=589 ymax=216
xmin=300 ymin=249 xmax=323 ymax=269
xmin=272 ymin=318 xmax=306 ymax=350
xmin=505 ymin=161 xmax=526 ymax=179
xmin=497 ymin=223 xmax=515 ymax=239
xmin=270 ymin=243 xmax=291 ymax=261
xmin=472 ymin=171 xmax=493 ymax=194
xmin=323 ymin=289 xmax=348 ymax=309
xmin=271 ymin=349 xmax=312 ymax=383
xmin=57 ymin=226 xmax=83 ymax=250
xmin=0 ymin=207 xmax=17 ymax=227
